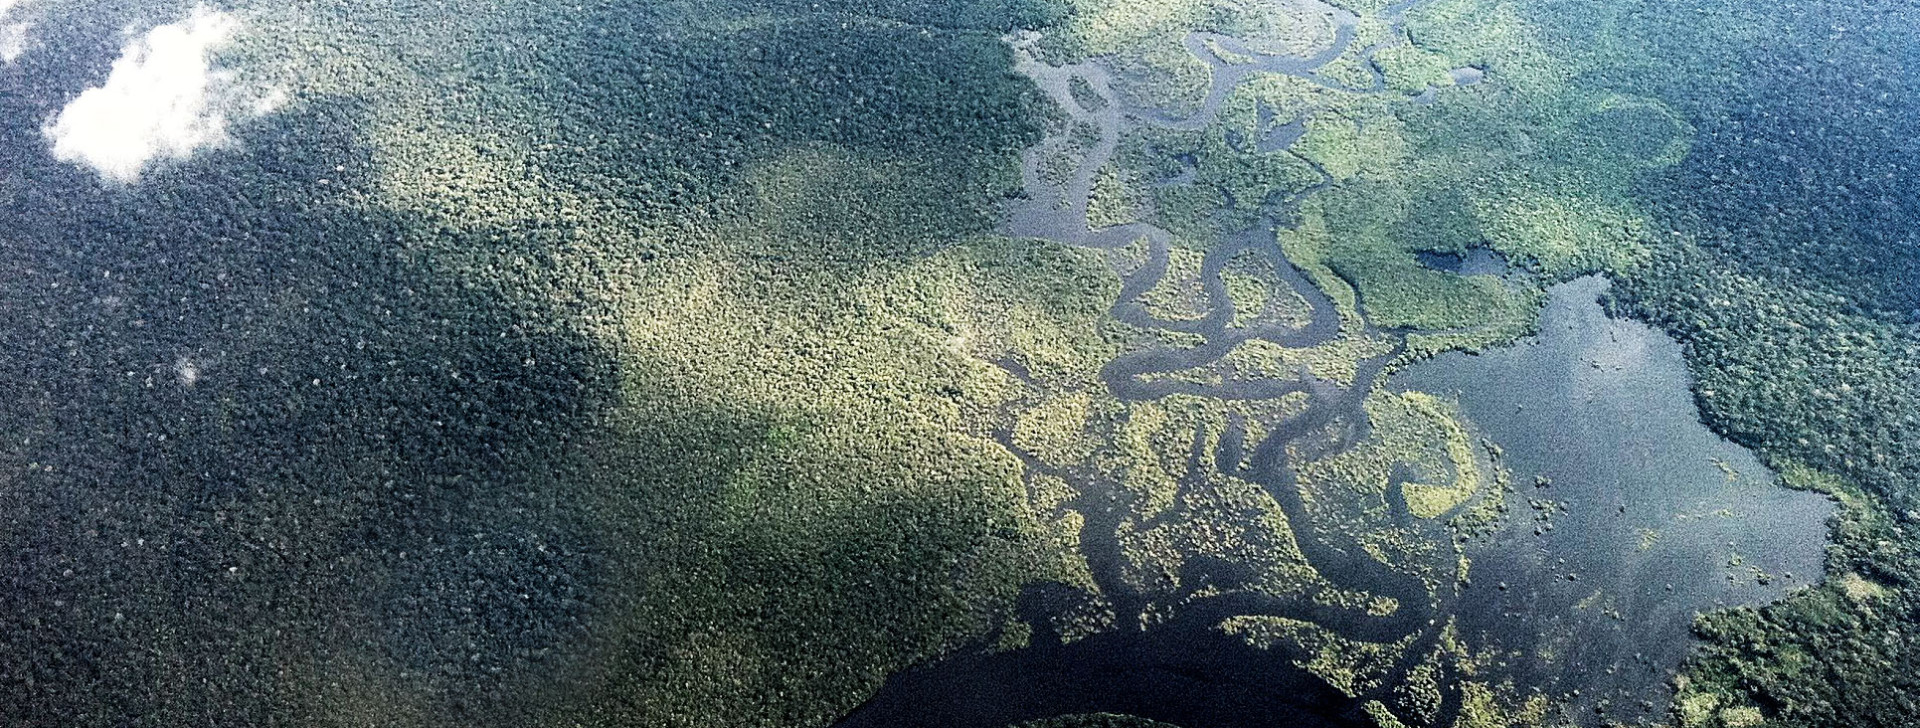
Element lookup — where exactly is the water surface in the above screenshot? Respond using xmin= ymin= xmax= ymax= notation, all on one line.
xmin=1392 ymin=276 xmax=1833 ymax=722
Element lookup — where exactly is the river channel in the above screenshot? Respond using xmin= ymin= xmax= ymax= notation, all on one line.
xmin=834 ymin=1 xmax=1832 ymax=725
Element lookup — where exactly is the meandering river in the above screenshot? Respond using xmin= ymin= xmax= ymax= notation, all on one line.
xmin=835 ymin=2 xmax=1832 ymax=725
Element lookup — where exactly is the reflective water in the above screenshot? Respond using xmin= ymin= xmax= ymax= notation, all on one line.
xmin=1392 ymin=276 xmax=1834 ymax=722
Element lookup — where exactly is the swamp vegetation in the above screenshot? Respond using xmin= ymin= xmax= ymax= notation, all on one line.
xmin=0 ymin=0 xmax=1913 ymax=727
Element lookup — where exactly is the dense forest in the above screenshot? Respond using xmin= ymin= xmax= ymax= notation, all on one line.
xmin=0 ymin=0 xmax=1915 ymax=727
xmin=1390 ymin=0 xmax=1920 ymax=724
xmin=1602 ymin=5 xmax=1920 ymax=726
xmin=0 ymin=0 xmax=1098 ymax=725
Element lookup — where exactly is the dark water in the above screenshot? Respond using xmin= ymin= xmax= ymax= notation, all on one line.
xmin=833 ymin=584 xmax=1366 ymax=728
xmin=1413 ymin=247 xmax=1507 ymax=276
xmin=1391 ymin=276 xmax=1834 ymax=722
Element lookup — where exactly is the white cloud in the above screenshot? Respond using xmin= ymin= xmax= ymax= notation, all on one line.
xmin=0 ymin=0 xmax=30 ymax=63
xmin=43 ymin=5 xmax=243 ymax=183
xmin=0 ymin=23 xmax=28 ymax=63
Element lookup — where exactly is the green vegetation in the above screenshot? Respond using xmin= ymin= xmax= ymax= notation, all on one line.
xmin=1295 ymin=108 xmax=1410 ymax=184
xmin=1394 ymin=394 xmax=1483 ymax=519
xmin=1373 ymin=42 xmax=1457 ymax=94
xmin=1106 ymin=36 xmax=1213 ymax=115
xmin=1100 ymin=37 xmax=1550 ymax=347
xmin=1219 ymin=331 xmax=1396 ymax=387
xmin=1380 ymin=0 xmax=1920 ymax=725
xmin=1121 ymin=462 xmax=1323 ymax=604
xmin=1088 ymin=163 xmax=1146 ymax=229
xmin=0 ymin=1 xmax=1103 ymax=726
xmin=1055 ymin=0 xmax=1910 ymax=718
xmin=1037 ymin=0 xmax=1333 ymax=63
xmin=1235 ymin=4 xmax=1337 ymax=58
xmin=584 ymin=233 xmax=1120 ymax=724
xmin=8 ymin=0 xmax=1916 ymax=725
xmin=1290 ymin=185 xmax=1540 ymax=333
xmin=1137 ymin=245 xmax=1212 ymax=321
xmin=1035 ymin=0 xmax=1920 ymax=722
xmin=1015 ymin=392 xmax=1101 ymax=468
xmin=1014 ymin=713 xmax=1184 ymax=728
xmin=1222 ymin=249 xmax=1315 ymax=329
xmin=1452 ymin=681 xmax=1552 ymax=728
xmin=1294 ymin=389 xmax=1497 ymax=587
xmin=1222 ymin=615 xmax=1412 ymax=697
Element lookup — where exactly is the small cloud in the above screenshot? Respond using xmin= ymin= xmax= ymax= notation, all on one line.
xmin=174 ymin=356 xmax=201 ymax=387
xmin=0 ymin=0 xmax=31 ymax=63
xmin=43 ymin=4 xmax=246 ymax=183
xmin=249 ymin=84 xmax=287 ymax=116
xmin=0 ymin=23 xmax=28 ymax=63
